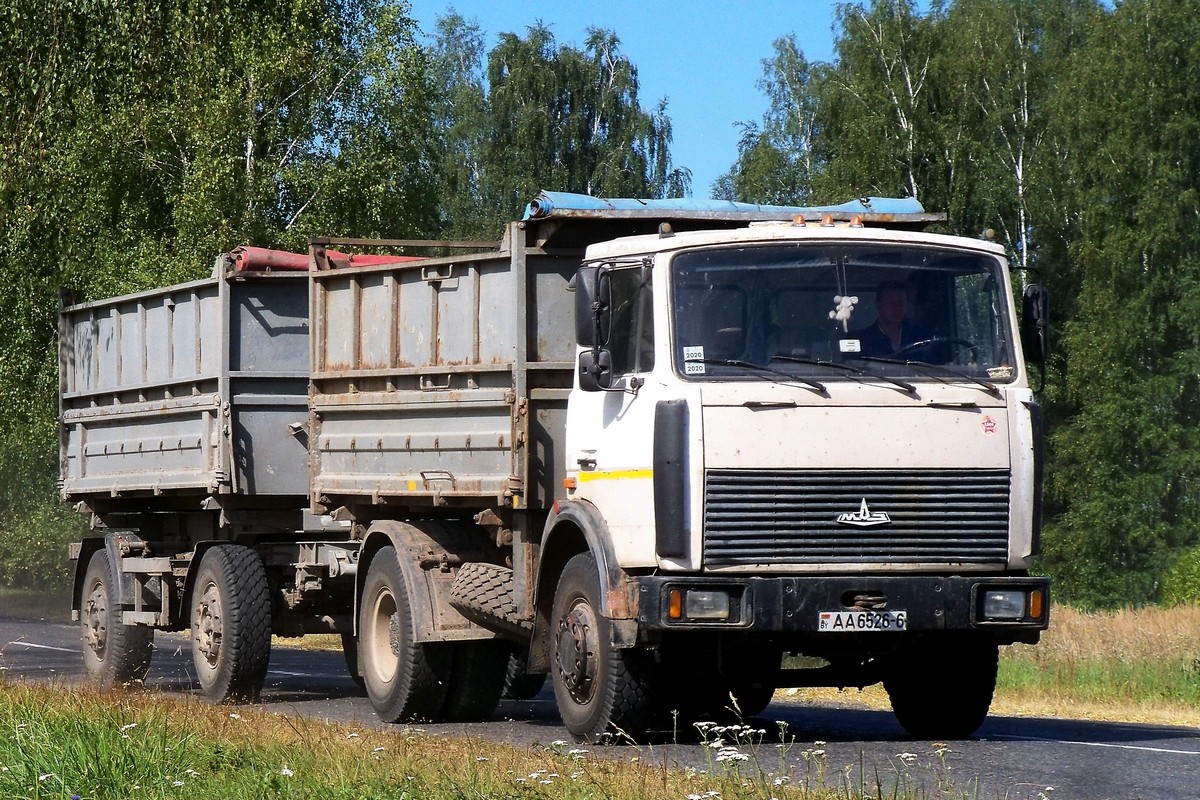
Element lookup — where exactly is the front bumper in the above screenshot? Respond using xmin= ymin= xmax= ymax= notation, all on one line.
xmin=634 ymin=574 xmax=1048 ymax=644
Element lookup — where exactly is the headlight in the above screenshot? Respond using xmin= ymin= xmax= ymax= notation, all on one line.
xmin=684 ymin=589 xmax=731 ymax=620
xmin=982 ymin=590 xmax=1027 ymax=620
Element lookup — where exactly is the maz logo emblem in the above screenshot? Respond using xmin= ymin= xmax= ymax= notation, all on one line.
xmin=836 ymin=499 xmax=892 ymax=527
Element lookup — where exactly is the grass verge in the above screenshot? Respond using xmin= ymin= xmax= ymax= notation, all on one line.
xmin=0 ymin=681 xmax=971 ymax=800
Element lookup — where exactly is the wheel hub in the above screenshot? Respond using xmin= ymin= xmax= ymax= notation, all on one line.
xmin=82 ymin=583 xmax=108 ymax=657
xmin=193 ymin=583 xmax=223 ymax=667
xmin=556 ymin=601 xmax=598 ymax=704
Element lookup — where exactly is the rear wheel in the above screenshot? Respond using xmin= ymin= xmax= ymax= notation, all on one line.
xmin=190 ymin=545 xmax=272 ymax=703
xmin=439 ymin=639 xmax=509 ymax=721
xmin=359 ymin=547 xmax=452 ymax=722
xmin=503 ymin=646 xmax=547 ymax=700
xmin=885 ymin=637 xmax=998 ymax=739
xmin=80 ymin=548 xmax=153 ymax=688
xmin=551 ymin=552 xmax=656 ymax=740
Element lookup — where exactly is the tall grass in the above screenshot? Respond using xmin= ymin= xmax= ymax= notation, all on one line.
xmin=994 ymin=604 xmax=1200 ymax=725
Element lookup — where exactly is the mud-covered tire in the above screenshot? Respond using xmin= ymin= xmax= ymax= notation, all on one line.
xmin=359 ymin=546 xmax=453 ymax=723
xmin=439 ymin=639 xmax=510 ymax=721
xmin=80 ymin=548 xmax=153 ymax=688
xmin=885 ymin=637 xmax=998 ymax=739
xmin=551 ymin=552 xmax=657 ymax=741
xmin=190 ymin=544 xmax=271 ymax=703
xmin=503 ymin=647 xmax=547 ymax=700
xmin=449 ymin=562 xmax=531 ymax=640
xmin=729 ymin=684 xmax=775 ymax=718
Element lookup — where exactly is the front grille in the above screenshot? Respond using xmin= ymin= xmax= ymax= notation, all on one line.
xmin=703 ymin=468 xmax=1010 ymax=567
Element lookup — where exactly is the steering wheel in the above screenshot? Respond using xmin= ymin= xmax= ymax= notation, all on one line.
xmin=892 ymin=337 xmax=979 ymax=363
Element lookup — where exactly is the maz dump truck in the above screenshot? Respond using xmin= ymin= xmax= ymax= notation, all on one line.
xmin=62 ymin=192 xmax=1050 ymax=740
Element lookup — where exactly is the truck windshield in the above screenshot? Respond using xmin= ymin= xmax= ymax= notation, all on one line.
xmin=670 ymin=242 xmax=1017 ymax=383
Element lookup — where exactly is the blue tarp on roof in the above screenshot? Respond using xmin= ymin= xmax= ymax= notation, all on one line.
xmin=522 ymin=190 xmax=926 ymax=220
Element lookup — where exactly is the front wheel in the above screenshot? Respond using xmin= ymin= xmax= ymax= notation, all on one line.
xmin=550 ymin=552 xmax=656 ymax=740
xmin=190 ymin=545 xmax=271 ymax=703
xmin=80 ymin=548 xmax=153 ymax=688
xmin=884 ymin=637 xmax=998 ymax=738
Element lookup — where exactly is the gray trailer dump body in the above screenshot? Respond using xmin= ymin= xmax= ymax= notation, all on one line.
xmin=59 ymin=263 xmax=309 ymax=502
xmin=308 ymin=224 xmax=576 ymax=517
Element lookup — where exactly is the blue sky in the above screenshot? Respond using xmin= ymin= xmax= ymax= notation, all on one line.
xmin=408 ymin=1 xmax=846 ymax=199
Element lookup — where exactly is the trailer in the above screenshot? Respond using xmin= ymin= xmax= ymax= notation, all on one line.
xmin=65 ymin=194 xmax=1050 ymax=739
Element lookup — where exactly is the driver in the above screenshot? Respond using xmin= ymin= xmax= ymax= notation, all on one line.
xmin=850 ymin=280 xmax=930 ymax=357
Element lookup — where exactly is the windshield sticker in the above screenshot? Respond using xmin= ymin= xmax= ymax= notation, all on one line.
xmin=683 ymin=346 xmax=706 ymax=374
xmin=987 ymin=366 xmax=1015 ymax=380
xmin=839 ymin=339 xmax=862 ymax=353
xmin=829 ymin=294 xmax=859 ymax=331
xmin=981 ymin=416 xmax=998 ymax=436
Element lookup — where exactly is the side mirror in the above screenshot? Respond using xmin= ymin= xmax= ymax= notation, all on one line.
xmin=574 ymin=265 xmax=609 ymax=346
xmin=1021 ymin=284 xmax=1049 ymax=364
xmin=578 ymin=348 xmax=613 ymax=392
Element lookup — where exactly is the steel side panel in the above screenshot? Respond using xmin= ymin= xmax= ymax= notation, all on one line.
xmin=62 ymin=400 xmax=221 ymax=494
xmin=60 ymin=274 xmax=310 ymax=499
xmin=310 ymin=235 xmax=578 ymax=506
xmin=313 ymin=393 xmax=515 ymax=499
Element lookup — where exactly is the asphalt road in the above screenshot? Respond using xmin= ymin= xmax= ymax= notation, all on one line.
xmin=3 ymin=617 xmax=1200 ymax=800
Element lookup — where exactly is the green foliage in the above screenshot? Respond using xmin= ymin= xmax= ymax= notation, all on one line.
xmin=432 ymin=22 xmax=691 ymax=236
xmin=1161 ymin=546 xmax=1200 ymax=606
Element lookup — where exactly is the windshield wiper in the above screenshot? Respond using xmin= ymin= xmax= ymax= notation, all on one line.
xmin=691 ymin=358 xmax=827 ymax=393
xmin=858 ymin=356 xmax=1000 ymax=396
xmin=773 ymin=355 xmax=916 ymax=395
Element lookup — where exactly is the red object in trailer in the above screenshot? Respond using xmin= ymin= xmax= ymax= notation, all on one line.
xmin=230 ymin=245 xmax=422 ymax=272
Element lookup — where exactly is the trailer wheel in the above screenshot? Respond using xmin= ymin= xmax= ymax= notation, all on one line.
xmin=503 ymin=646 xmax=547 ymax=700
xmin=190 ymin=545 xmax=271 ymax=703
xmin=550 ymin=552 xmax=656 ymax=740
xmin=359 ymin=546 xmax=452 ymax=722
xmin=439 ymin=639 xmax=510 ymax=721
xmin=80 ymin=549 xmax=153 ymax=688
xmin=885 ymin=637 xmax=998 ymax=739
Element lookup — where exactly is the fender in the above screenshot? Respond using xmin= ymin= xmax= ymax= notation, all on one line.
xmin=528 ymin=499 xmax=640 ymax=672
xmin=70 ymin=537 xmax=111 ymax=621
xmin=354 ymin=519 xmax=500 ymax=644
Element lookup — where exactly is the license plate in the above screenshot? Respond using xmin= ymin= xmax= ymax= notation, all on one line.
xmin=818 ymin=610 xmax=907 ymax=632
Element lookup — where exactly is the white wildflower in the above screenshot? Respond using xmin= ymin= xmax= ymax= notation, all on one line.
xmin=38 ymin=773 xmax=53 ymax=782
xmin=281 ymin=765 xmax=294 ymax=778
xmin=172 ymin=781 xmax=185 ymax=787
xmin=121 ymin=723 xmax=138 ymax=732
xmin=229 ymin=713 xmax=241 ymax=720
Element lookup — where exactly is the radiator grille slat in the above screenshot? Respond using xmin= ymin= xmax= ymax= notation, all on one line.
xmin=703 ymin=468 xmax=1010 ymax=567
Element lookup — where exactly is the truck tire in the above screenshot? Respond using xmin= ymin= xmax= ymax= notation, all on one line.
xmin=190 ymin=544 xmax=271 ymax=703
xmin=80 ymin=549 xmax=153 ymax=688
xmin=359 ymin=546 xmax=453 ymax=722
xmin=550 ymin=552 xmax=657 ymax=740
xmin=503 ymin=646 xmax=547 ymax=700
xmin=885 ymin=637 xmax=998 ymax=739
xmin=729 ymin=684 xmax=775 ymax=718
xmin=439 ymin=639 xmax=509 ymax=721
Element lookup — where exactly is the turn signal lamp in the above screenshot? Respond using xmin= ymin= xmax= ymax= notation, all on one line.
xmin=668 ymin=588 xmax=683 ymax=620
xmin=1029 ymin=589 xmax=1044 ymax=620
